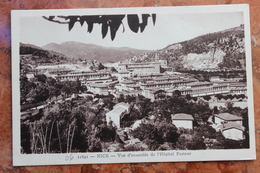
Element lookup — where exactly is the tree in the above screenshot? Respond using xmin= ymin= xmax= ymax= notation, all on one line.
xmin=35 ymin=74 xmax=47 ymax=83
xmin=240 ymin=94 xmax=246 ymax=100
xmin=185 ymin=94 xmax=192 ymax=101
xmin=61 ymin=85 xmax=72 ymax=97
xmin=125 ymin=95 xmax=136 ymax=104
xmin=173 ymin=90 xmax=181 ymax=97
xmin=215 ymin=94 xmax=223 ymax=101
xmin=131 ymin=121 xmax=179 ymax=150
xmin=46 ymin=77 xmax=57 ymax=86
xmin=103 ymin=97 xmax=115 ymax=110
xmin=20 ymin=76 xmax=35 ymax=104
xmin=27 ymin=84 xmax=50 ymax=103
xmin=97 ymin=63 xmax=105 ymax=70
xmin=110 ymin=67 xmax=118 ymax=73
xmin=138 ymin=97 xmax=153 ymax=118
xmin=88 ymin=135 xmax=102 ymax=152
xmin=225 ymin=101 xmax=234 ymax=110
xmin=203 ymin=95 xmax=211 ymax=101
xmin=118 ymin=94 xmax=125 ymax=103
xmin=96 ymin=123 xmax=116 ymax=142
xmin=192 ymin=97 xmax=198 ymax=102
xmin=194 ymin=99 xmax=212 ymax=125
xmin=227 ymin=94 xmax=234 ymax=100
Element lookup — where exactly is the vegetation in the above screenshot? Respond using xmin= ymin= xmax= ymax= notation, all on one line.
xmin=131 ymin=121 xmax=179 ymax=150
xmin=20 ymin=43 xmax=67 ymax=64
xmin=20 ymin=74 xmax=87 ymax=111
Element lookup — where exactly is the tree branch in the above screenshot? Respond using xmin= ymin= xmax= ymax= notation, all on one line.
xmin=42 ymin=16 xmax=69 ymax=24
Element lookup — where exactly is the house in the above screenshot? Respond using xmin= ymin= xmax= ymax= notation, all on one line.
xmin=213 ymin=113 xmax=243 ymax=125
xmin=171 ymin=113 xmax=194 ymax=129
xmin=217 ymin=122 xmax=245 ymax=140
xmin=106 ymin=102 xmax=130 ymax=128
xmin=210 ymin=113 xmax=245 ymax=140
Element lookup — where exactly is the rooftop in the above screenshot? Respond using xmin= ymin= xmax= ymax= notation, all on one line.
xmin=106 ymin=107 xmax=127 ymax=116
xmin=171 ymin=113 xmax=194 ymax=121
xmin=188 ymin=82 xmax=212 ymax=86
xmin=218 ymin=122 xmax=245 ymax=131
xmin=114 ymin=102 xmax=130 ymax=109
xmin=215 ymin=113 xmax=243 ymax=121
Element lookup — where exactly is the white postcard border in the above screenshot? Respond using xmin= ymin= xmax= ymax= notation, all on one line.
xmin=12 ymin=4 xmax=256 ymax=166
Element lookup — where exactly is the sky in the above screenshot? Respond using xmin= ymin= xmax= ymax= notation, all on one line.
xmin=19 ymin=11 xmax=244 ymax=51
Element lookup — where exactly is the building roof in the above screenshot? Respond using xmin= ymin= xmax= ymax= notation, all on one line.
xmin=171 ymin=113 xmax=194 ymax=121
xmin=126 ymin=84 xmax=140 ymax=88
xmin=214 ymin=113 xmax=243 ymax=121
xmin=153 ymin=89 xmax=166 ymax=94
xmin=107 ymin=102 xmax=130 ymax=118
xmin=218 ymin=122 xmax=245 ymax=131
xmin=229 ymin=83 xmax=246 ymax=87
xmin=121 ymin=80 xmax=135 ymax=84
xmin=88 ymin=83 xmax=110 ymax=88
xmin=188 ymin=82 xmax=212 ymax=87
xmin=114 ymin=102 xmax=130 ymax=109
xmin=107 ymin=106 xmax=127 ymax=117
xmin=118 ymin=71 xmax=130 ymax=74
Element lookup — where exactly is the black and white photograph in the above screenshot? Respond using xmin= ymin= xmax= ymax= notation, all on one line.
xmin=12 ymin=4 xmax=256 ymax=166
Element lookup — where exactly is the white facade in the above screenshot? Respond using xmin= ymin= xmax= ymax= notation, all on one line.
xmin=171 ymin=113 xmax=194 ymax=130
xmin=172 ymin=120 xmax=193 ymax=129
xmin=222 ymin=128 xmax=244 ymax=140
xmin=105 ymin=103 xmax=130 ymax=128
xmin=106 ymin=110 xmax=121 ymax=128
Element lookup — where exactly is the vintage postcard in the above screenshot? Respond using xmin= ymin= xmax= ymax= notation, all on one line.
xmin=12 ymin=4 xmax=255 ymax=166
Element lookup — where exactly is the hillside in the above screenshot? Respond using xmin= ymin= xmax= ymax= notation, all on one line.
xmin=20 ymin=43 xmax=68 ymax=64
xmin=136 ymin=25 xmax=246 ymax=71
xmin=42 ymin=41 xmax=151 ymax=63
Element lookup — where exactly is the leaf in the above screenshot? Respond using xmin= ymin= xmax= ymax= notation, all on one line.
xmin=86 ymin=15 xmax=101 ymax=33
xmin=102 ymin=23 xmax=108 ymax=39
xmin=108 ymin=15 xmax=125 ymax=41
xmin=68 ymin=16 xmax=79 ymax=31
xmin=140 ymin=14 xmax=150 ymax=33
xmin=48 ymin=16 xmax=55 ymax=20
xmin=127 ymin=14 xmax=139 ymax=33
xmin=79 ymin=16 xmax=88 ymax=26
xmin=152 ymin=14 xmax=156 ymax=25
xmin=100 ymin=16 xmax=109 ymax=39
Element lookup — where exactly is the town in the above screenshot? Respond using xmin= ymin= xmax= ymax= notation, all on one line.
xmin=20 ymin=55 xmax=249 ymax=154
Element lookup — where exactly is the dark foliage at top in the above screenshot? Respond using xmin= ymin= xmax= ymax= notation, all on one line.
xmin=43 ymin=14 xmax=156 ymax=41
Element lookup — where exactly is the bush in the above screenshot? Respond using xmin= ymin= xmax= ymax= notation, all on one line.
xmin=88 ymin=135 xmax=102 ymax=152
xmin=131 ymin=121 xmax=179 ymax=150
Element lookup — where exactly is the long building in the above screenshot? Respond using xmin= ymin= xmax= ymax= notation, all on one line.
xmin=117 ymin=62 xmax=161 ymax=75
xmin=56 ymin=71 xmax=112 ymax=83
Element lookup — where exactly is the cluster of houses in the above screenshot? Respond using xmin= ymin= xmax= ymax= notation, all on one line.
xmin=105 ymin=102 xmax=245 ymax=141
xmin=171 ymin=112 xmax=245 ymax=141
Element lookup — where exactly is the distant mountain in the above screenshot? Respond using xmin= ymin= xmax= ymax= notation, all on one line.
xmin=42 ymin=41 xmax=151 ymax=63
xmin=138 ymin=25 xmax=246 ymax=71
xmin=20 ymin=43 xmax=44 ymax=54
xmin=20 ymin=43 xmax=68 ymax=64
